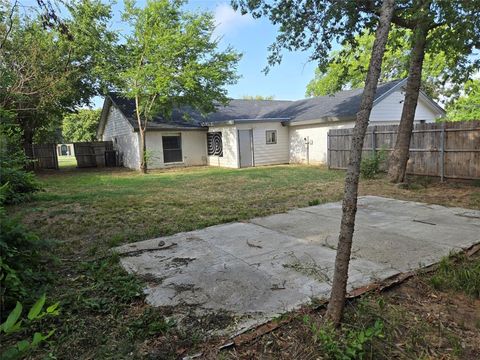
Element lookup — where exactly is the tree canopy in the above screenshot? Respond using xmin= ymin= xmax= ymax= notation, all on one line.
xmin=446 ymin=79 xmax=480 ymax=121
xmin=62 ymin=109 xmax=101 ymax=142
xmin=305 ymin=27 xmax=454 ymax=101
xmin=0 ymin=0 xmax=116 ymax=153
xmin=115 ymin=0 xmax=241 ymax=172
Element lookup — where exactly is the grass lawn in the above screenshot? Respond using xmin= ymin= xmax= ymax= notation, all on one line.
xmin=57 ymin=155 xmax=77 ymax=168
xmin=7 ymin=165 xmax=480 ymax=359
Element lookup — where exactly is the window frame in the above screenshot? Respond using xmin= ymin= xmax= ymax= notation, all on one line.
xmin=162 ymin=134 xmax=183 ymax=163
xmin=265 ymin=130 xmax=277 ymax=145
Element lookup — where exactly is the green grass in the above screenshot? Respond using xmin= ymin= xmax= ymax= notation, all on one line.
xmin=57 ymin=155 xmax=77 ymax=168
xmin=6 ymin=165 xmax=480 ymax=358
xmin=430 ymin=253 xmax=480 ymax=298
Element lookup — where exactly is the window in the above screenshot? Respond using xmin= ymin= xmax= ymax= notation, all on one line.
xmin=162 ymin=135 xmax=182 ymax=163
xmin=419 ymin=120 xmax=426 ymax=124
xmin=207 ymin=132 xmax=223 ymax=156
xmin=266 ymin=130 xmax=277 ymax=144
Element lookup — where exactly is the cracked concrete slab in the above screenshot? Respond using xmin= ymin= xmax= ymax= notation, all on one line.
xmin=114 ymin=196 xmax=479 ymax=336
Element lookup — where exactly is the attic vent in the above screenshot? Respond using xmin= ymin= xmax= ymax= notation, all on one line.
xmin=207 ymin=132 xmax=223 ymax=157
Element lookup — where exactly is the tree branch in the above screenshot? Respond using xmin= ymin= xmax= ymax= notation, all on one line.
xmin=0 ymin=0 xmax=18 ymax=50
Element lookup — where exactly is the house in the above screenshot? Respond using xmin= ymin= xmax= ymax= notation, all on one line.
xmin=97 ymin=79 xmax=445 ymax=169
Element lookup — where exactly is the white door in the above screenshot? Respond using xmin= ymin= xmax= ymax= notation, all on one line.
xmin=238 ymin=129 xmax=253 ymax=168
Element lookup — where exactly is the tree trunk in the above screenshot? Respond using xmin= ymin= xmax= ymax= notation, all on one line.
xmin=139 ymin=128 xmax=147 ymax=174
xmin=387 ymin=22 xmax=429 ymax=183
xmin=324 ymin=0 xmax=396 ymax=326
xmin=21 ymin=123 xmax=35 ymax=170
xmin=135 ymin=95 xmax=147 ymax=174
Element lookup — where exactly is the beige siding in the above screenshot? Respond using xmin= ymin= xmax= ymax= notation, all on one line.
xmin=102 ymin=106 xmax=140 ymax=169
xmin=207 ymin=125 xmax=238 ymax=168
xmin=236 ymin=122 xmax=289 ymax=166
xmin=370 ymin=90 xmax=440 ymax=123
xmin=146 ymin=131 xmax=207 ymax=169
xmin=289 ymin=121 xmax=354 ymax=164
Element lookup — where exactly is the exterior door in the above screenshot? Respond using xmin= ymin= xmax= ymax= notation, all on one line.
xmin=238 ymin=129 xmax=253 ymax=168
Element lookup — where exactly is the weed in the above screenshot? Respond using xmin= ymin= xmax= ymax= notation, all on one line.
xmin=430 ymin=254 xmax=480 ymax=298
xmin=129 ymin=307 xmax=176 ymax=338
xmin=308 ymin=199 xmax=320 ymax=206
xmin=303 ymin=315 xmax=384 ymax=359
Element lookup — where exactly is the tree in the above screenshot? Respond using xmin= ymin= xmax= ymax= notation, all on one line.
xmin=241 ymin=95 xmax=275 ymax=100
xmin=386 ymin=0 xmax=480 ymax=183
xmin=446 ymin=79 xmax=480 ymax=121
xmin=116 ymin=0 xmax=240 ymax=173
xmin=0 ymin=0 xmax=116 ymax=158
xmin=62 ymin=109 xmax=101 ymax=142
xmin=325 ymin=0 xmax=395 ymax=325
xmin=233 ymin=0 xmax=397 ymax=325
xmin=305 ymin=27 xmax=453 ymax=101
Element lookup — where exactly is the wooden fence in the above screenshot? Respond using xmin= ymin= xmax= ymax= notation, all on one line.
xmin=74 ymin=141 xmax=113 ymax=168
xmin=31 ymin=141 xmax=114 ymax=169
xmin=32 ymin=143 xmax=58 ymax=170
xmin=327 ymin=121 xmax=480 ymax=180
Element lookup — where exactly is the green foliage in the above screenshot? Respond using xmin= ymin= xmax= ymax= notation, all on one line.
xmin=241 ymin=95 xmax=275 ymax=100
xmin=0 ymin=212 xmax=51 ymax=309
xmin=360 ymin=149 xmax=387 ymax=179
xmin=308 ymin=199 xmax=321 ymax=206
xmin=62 ymin=109 xmax=101 ymax=142
xmin=77 ymin=255 xmax=143 ymax=313
xmin=446 ymin=79 xmax=480 ymax=121
xmin=0 ymin=295 xmax=60 ymax=360
xmin=430 ymin=254 xmax=480 ymax=298
xmin=0 ymin=0 xmax=116 ymax=146
xmin=305 ymin=27 xmax=455 ymax=101
xmin=129 ymin=307 xmax=176 ymax=338
xmin=303 ymin=315 xmax=384 ymax=359
xmin=116 ymin=0 xmax=240 ymax=170
xmin=0 ymin=125 xmax=41 ymax=205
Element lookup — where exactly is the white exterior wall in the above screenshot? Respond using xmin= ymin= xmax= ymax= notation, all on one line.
xmin=207 ymin=125 xmax=238 ymax=168
xmin=289 ymin=121 xmax=354 ymax=165
xmin=370 ymin=90 xmax=440 ymax=123
xmin=236 ymin=122 xmax=289 ymax=166
xmin=146 ymin=131 xmax=207 ymax=169
xmin=102 ymin=106 xmax=140 ymax=169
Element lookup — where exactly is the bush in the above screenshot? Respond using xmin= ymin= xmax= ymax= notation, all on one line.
xmin=360 ymin=150 xmax=387 ymax=179
xmin=0 ymin=194 xmax=51 ymax=311
xmin=0 ymin=125 xmax=41 ymax=205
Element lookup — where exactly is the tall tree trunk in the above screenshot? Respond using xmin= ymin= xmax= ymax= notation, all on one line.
xmin=324 ymin=0 xmax=396 ymax=326
xmin=139 ymin=128 xmax=147 ymax=174
xmin=135 ymin=95 xmax=147 ymax=174
xmin=387 ymin=22 xmax=429 ymax=183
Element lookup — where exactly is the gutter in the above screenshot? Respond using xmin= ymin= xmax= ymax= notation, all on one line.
xmin=201 ymin=118 xmax=291 ymax=127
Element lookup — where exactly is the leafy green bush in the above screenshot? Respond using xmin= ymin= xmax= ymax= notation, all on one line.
xmin=0 ymin=208 xmax=51 ymax=310
xmin=304 ymin=315 xmax=384 ymax=359
xmin=0 ymin=125 xmax=41 ymax=205
xmin=360 ymin=149 xmax=387 ymax=179
xmin=1 ymin=295 xmax=60 ymax=360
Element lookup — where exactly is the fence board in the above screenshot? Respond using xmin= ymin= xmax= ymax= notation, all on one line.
xmin=327 ymin=121 xmax=480 ymax=180
xmin=32 ymin=144 xmax=58 ymax=169
xmin=74 ymin=141 xmax=114 ymax=168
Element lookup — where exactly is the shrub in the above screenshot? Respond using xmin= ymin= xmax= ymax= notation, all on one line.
xmin=0 ymin=295 xmax=60 ymax=360
xmin=360 ymin=149 xmax=387 ymax=179
xmin=0 ymin=208 xmax=51 ymax=310
xmin=0 ymin=125 xmax=41 ymax=205
xmin=304 ymin=315 xmax=384 ymax=359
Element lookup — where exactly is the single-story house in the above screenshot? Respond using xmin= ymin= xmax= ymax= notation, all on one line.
xmin=97 ymin=78 xmax=445 ymax=169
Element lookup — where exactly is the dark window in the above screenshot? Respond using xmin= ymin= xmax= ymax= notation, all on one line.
xmin=207 ymin=132 xmax=223 ymax=156
xmin=162 ymin=135 xmax=182 ymax=163
xmin=266 ymin=130 xmax=277 ymax=144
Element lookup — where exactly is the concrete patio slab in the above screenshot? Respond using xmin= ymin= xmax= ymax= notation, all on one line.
xmin=115 ymin=196 xmax=479 ymax=336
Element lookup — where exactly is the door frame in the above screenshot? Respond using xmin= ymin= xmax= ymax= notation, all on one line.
xmin=237 ymin=129 xmax=254 ymax=168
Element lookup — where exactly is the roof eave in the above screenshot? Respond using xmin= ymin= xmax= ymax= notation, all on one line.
xmin=288 ymin=116 xmax=356 ymax=126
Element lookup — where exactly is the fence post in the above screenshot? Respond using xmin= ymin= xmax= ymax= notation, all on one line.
xmin=439 ymin=121 xmax=445 ymax=182
xmin=327 ymin=131 xmax=330 ymax=169
xmin=372 ymin=126 xmax=377 ymax=157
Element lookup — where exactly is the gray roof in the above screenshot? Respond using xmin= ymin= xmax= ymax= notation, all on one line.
xmin=105 ymin=79 xmax=420 ymax=131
